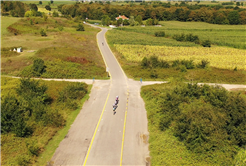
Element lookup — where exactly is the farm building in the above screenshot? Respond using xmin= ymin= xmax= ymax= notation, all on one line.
xmin=116 ymin=15 xmax=129 ymax=20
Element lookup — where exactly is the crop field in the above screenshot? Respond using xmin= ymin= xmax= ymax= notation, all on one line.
xmin=111 ymin=21 xmax=246 ymax=49
xmin=114 ymin=44 xmax=246 ymax=70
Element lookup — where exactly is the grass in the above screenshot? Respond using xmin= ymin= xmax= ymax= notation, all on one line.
xmin=1 ymin=17 xmax=107 ymax=79
xmin=1 ymin=17 xmax=22 ymax=36
xmin=110 ymin=21 xmax=246 ymax=49
xmin=1 ymin=76 xmax=92 ymax=165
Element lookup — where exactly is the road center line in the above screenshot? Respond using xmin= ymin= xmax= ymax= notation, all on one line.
xmin=83 ymin=86 xmax=111 ymax=166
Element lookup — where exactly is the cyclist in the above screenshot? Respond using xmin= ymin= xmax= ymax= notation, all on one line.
xmin=115 ymin=96 xmax=119 ymax=105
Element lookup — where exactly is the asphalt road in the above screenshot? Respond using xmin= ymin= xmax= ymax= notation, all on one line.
xmin=50 ymin=27 xmax=150 ymax=166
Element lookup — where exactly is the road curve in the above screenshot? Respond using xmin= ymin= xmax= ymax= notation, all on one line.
xmin=50 ymin=27 xmax=149 ymax=166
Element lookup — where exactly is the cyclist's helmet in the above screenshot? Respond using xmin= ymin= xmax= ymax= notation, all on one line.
xmin=116 ymin=96 xmax=119 ymax=100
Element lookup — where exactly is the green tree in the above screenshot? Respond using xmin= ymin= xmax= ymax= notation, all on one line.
xmin=29 ymin=4 xmax=38 ymax=11
xmin=101 ymin=15 xmax=111 ymax=26
xmin=32 ymin=58 xmax=46 ymax=76
xmin=135 ymin=15 xmax=143 ymax=25
xmin=117 ymin=18 xmax=123 ymax=26
xmin=228 ymin=10 xmax=240 ymax=25
xmin=76 ymin=23 xmax=85 ymax=31
xmin=45 ymin=5 xmax=51 ymax=11
xmin=39 ymin=1 xmax=42 ymax=5
xmin=129 ymin=16 xmax=135 ymax=26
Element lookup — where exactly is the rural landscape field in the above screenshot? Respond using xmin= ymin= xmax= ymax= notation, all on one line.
xmin=1 ymin=0 xmax=246 ymax=165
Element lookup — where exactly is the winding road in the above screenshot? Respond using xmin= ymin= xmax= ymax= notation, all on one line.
xmin=49 ymin=26 xmax=245 ymax=166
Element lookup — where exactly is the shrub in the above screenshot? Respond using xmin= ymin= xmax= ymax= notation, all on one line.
xmin=40 ymin=28 xmax=47 ymax=36
xmin=58 ymin=82 xmax=88 ymax=102
xmin=181 ymin=60 xmax=195 ymax=69
xmin=26 ymin=140 xmax=40 ymax=156
xmin=201 ymin=40 xmax=211 ymax=47
xmin=32 ymin=58 xmax=46 ymax=76
xmin=159 ymin=60 xmax=170 ymax=68
xmin=173 ymin=33 xmax=186 ymax=41
xmin=197 ymin=59 xmax=210 ymax=68
xmin=154 ymin=31 xmax=165 ymax=37
xmin=52 ymin=11 xmax=59 ymax=17
xmin=150 ymin=69 xmax=158 ymax=78
xmin=185 ymin=33 xmax=199 ymax=42
xmin=141 ymin=57 xmax=149 ymax=68
xmin=179 ymin=65 xmax=187 ymax=72
xmin=150 ymin=56 xmax=159 ymax=68
xmin=76 ymin=23 xmax=85 ymax=31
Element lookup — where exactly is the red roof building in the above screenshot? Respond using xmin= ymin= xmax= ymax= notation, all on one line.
xmin=116 ymin=15 xmax=129 ymax=20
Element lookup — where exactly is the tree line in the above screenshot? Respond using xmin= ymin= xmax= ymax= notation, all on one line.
xmin=58 ymin=2 xmax=246 ymax=25
xmin=1 ymin=1 xmax=42 ymax=17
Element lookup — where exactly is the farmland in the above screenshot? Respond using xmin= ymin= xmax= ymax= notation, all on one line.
xmin=114 ymin=45 xmax=246 ymax=70
xmin=106 ymin=21 xmax=246 ymax=84
xmin=109 ymin=21 xmax=246 ymax=49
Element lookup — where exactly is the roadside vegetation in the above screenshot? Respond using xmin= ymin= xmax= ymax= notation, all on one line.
xmin=1 ymin=16 xmax=106 ymax=79
xmin=141 ymin=82 xmax=246 ymax=165
xmin=1 ymin=77 xmax=91 ymax=165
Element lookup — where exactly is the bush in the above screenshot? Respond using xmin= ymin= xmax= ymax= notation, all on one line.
xmin=45 ymin=5 xmax=51 ymax=11
xmin=154 ymin=31 xmax=165 ymax=37
xmin=141 ymin=57 xmax=149 ymax=68
xmin=32 ymin=58 xmax=46 ymax=76
xmin=181 ymin=60 xmax=195 ymax=69
xmin=185 ymin=33 xmax=199 ymax=43
xmin=40 ymin=28 xmax=47 ymax=36
xmin=52 ymin=11 xmax=59 ymax=17
xmin=149 ymin=56 xmax=159 ymax=68
xmin=201 ymin=40 xmax=211 ymax=47
xmin=58 ymin=82 xmax=88 ymax=102
xmin=173 ymin=33 xmax=186 ymax=41
xmin=197 ymin=59 xmax=210 ymax=68
xmin=76 ymin=23 xmax=85 ymax=31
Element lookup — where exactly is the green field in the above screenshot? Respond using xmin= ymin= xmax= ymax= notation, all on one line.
xmin=1 ymin=16 xmax=107 ymax=79
xmin=109 ymin=21 xmax=246 ymax=49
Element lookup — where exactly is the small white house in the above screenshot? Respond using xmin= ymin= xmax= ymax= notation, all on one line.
xmin=17 ymin=47 xmax=22 ymax=53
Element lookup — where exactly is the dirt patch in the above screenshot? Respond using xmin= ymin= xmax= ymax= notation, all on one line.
xmin=140 ymin=133 xmax=149 ymax=144
xmin=66 ymin=56 xmax=91 ymax=64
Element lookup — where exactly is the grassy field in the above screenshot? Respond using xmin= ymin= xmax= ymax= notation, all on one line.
xmin=106 ymin=21 xmax=246 ymax=84
xmin=111 ymin=21 xmax=246 ymax=49
xmin=1 ymin=76 xmax=91 ymax=165
xmin=1 ymin=16 xmax=107 ymax=79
